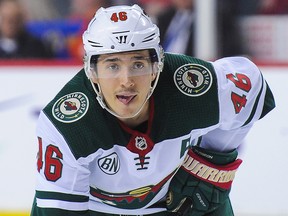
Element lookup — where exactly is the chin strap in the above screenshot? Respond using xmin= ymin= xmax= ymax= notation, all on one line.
xmin=89 ymin=79 xmax=153 ymax=119
xmin=89 ymin=69 xmax=161 ymax=119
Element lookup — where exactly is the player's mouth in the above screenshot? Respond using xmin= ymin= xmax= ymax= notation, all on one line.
xmin=116 ymin=94 xmax=137 ymax=105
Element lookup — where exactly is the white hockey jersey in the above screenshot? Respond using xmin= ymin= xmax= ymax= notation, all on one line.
xmin=31 ymin=53 xmax=275 ymax=215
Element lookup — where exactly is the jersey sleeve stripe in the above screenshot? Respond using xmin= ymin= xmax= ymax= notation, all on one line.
xmin=36 ymin=190 xmax=89 ymax=202
xmin=259 ymin=80 xmax=275 ymax=119
xmin=242 ymin=74 xmax=264 ymax=127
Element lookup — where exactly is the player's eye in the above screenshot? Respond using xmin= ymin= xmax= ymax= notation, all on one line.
xmin=133 ymin=62 xmax=145 ymax=70
xmin=107 ymin=64 xmax=119 ymax=71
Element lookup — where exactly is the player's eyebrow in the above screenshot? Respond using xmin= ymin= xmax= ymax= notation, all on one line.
xmin=99 ymin=55 xmax=150 ymax=63
xmin=132 ymin=55 xmax=150 ymax=61
xmin=101 ymin=57 xmax=120 ymax=63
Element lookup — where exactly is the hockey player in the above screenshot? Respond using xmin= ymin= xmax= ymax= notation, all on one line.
xmin=31 ymin=4 xmax=275 ymax=216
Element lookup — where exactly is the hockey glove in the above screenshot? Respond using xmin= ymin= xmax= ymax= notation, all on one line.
xmin=166 ymin=146 xmax=242 ymax=216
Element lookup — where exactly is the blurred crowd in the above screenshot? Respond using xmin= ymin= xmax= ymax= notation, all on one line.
xmin=1 ymin=0 xmax=288 ymax=60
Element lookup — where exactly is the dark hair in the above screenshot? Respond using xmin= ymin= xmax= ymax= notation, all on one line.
xmin=90 ymin=48 xmax=159 ymax=67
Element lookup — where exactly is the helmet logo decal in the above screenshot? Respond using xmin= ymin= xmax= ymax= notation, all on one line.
xmin=174 ymin=64 xmax=213 ymax=97
xmin=116 ymin=35 xmax=128 ymax=44
xmin=52 ymin=92 xmax=89 ymax=123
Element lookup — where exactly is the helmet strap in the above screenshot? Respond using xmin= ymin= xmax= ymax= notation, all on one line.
xmin=89 ymin=70 xmax=160 ymax=119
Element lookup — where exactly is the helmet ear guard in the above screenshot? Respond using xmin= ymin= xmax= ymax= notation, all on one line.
xmin=83 ymin=53 xmax=90 ymax=78
xmin=83 ymin=53 xmax=99 ymax=79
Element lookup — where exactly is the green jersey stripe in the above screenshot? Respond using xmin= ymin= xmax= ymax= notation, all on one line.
xmin=36 ymin=190 xmax=89 ymax=202
xmin=242 ymin=74 xmax=264 ymax=127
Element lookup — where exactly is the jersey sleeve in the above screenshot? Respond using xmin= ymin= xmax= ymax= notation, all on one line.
xmin=199 ymin=57 xmax=275 ymax=152
xmin=31 ymin=111 xmax=91 ymax=215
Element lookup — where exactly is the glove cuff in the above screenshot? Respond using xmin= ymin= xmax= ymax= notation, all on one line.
xmin=182 ymin=149 xmax=242 ymax=189
xmin=192 ymin=145 xmax=238 ymax=165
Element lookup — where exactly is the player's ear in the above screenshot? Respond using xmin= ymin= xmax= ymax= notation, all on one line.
xmin=91 ymin=77 xmax=98 ymax=84
xmin=151 ymin=62 xmax=159 ymax=81
xmin=151 ymin=72 xmax=156 ymax=81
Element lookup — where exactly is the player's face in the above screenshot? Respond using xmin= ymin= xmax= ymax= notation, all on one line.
xmin=92 ymin=50 xmax=156 ymax=121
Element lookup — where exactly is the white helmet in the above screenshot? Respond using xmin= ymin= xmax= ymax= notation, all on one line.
xmin=82 ymin=4 xmax=164 ymax=119
xmin=83 ymin=4 xmax=164 ymax=78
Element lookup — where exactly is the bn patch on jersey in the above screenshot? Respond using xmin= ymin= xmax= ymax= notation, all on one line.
xmin=174 ymin=64 xmax=213 ymax=97
xmin=52 ymin=92 xmax=89 ymax=123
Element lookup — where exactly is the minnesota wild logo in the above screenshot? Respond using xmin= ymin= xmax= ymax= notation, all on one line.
xmin=174 ymin=64 xmax=212 ymax=97
xmin=52 ymin=92 xmax=89 ymax=123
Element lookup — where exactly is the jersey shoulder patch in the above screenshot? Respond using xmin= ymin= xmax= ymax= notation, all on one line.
xmin=173 ymin=63 xmax=213 ymax=97
xmin=52 ymin=92 xmax=89 ymax=123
